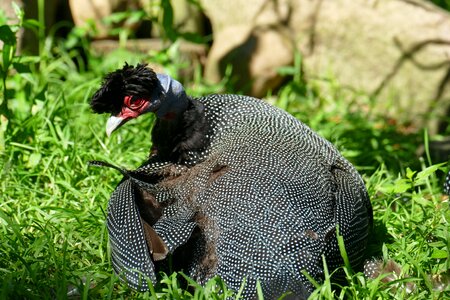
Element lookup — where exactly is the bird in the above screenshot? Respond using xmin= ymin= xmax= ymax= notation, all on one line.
xmin=90 ymin=63 xmax=373 ymax=299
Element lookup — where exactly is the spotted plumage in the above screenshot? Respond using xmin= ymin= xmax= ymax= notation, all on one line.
xmin=90 ymin=64 xmax=373 ymax=299
xmin=444 ymin=170 xmax=450 ymax=195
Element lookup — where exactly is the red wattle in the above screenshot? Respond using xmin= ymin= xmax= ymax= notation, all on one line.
xmin=119 ymin=95 xmax=150 ymax=119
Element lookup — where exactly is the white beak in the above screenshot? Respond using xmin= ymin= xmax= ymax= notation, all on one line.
xmin=106 ymin=115 xmax=125 ymax=137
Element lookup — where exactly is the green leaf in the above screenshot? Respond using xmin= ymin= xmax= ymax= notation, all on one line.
xmin=390 ymin=178 xmax=411 ymax=194
xmin=415 ymin=163 xmax=445 ymax=185
xmin=12 ymin=62 xmax=31 ymax=73
xmin=336 ymin=224 xmax=352 ymax=271
xmin=396 ymin=181 xmax=412 ymax=193
xmin=2 ymin=43 xmax=14 ymax=70
xmin=256 ymin=280 xmax=264 ymax=300
xmin=428 ymin=241 xmax=446 ymax=247
xmin=0 ymin=210 xmax=25 ymax=246
xmin=0 ymin=114 xmax=8 ymax=151
xmin=22 ymin=19 xmax=43 ymax=30
xmin=277 ymin=66 xmax=297 ymax=76
xmin=179 ymin=31 xmax=209 ymax=44
xmin=406 ymin=167 xmax=416 ymax=180
xmin=103 ymin=11 xmax=129 ymax=24
xmin=431 ymin=249 xmax=448 ymax=259
xmin=161 ymin=0 xmax=176 ymax=41
xmin=126 ymin=10 xmax=146 ymax=24
xmin=27 ymin=152 xmax=42 ymax=168
xmin=17 ymin=55 xmax=41 ymax=64
xmin=0 ymin=25 xmax=16 ymax=45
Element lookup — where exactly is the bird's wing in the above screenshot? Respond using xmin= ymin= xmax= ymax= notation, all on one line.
xmin=153 ymin=217 xmax=198 ymax=253
xmin=107 ymin=179 xmax=156 ymax=291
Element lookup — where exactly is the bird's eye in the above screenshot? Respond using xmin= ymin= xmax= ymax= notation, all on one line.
xmin=124 ymin=96 xmax=146 ymax=110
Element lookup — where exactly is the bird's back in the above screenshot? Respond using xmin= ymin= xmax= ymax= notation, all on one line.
xmin=162 ymin=94 xmax=372 ymax=298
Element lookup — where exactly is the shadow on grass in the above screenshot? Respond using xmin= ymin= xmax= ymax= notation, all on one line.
xmin=366 ymin=218 xmax=393 ymax=259
xmin=335 ymin=113 xmax=424 ymax=175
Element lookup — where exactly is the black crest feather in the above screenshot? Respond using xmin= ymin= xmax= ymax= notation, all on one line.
xmin=90 ymin=63 xmax=159 ymax=114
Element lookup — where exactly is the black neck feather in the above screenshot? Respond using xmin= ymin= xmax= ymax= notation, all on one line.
xmin=151 ymin=97 xmax=209 ymax=163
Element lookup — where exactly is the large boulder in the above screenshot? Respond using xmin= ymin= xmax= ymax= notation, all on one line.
xmin=201 ymin=0 xmax=450 ymax=133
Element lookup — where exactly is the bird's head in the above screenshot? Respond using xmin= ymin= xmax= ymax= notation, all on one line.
xmin=90 ymin=63 xmax=188 ymax=136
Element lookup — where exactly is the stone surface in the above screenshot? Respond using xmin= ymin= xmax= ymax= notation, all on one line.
xmin=69 ymin=0 xmax=141 ymax=38
xmin=200 ymin=0 xmax=450 ymax=133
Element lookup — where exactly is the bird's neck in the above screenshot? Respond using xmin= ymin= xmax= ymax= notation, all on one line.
xmin=151 ymin=97 xmax=209 ymax=164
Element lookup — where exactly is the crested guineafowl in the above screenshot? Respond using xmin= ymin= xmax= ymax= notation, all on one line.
xmin=90 ymin=63 xmax=373 ymax=299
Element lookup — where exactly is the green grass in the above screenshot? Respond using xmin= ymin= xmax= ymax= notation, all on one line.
xmin=1 ymin=12 xmax=450 ymax=300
